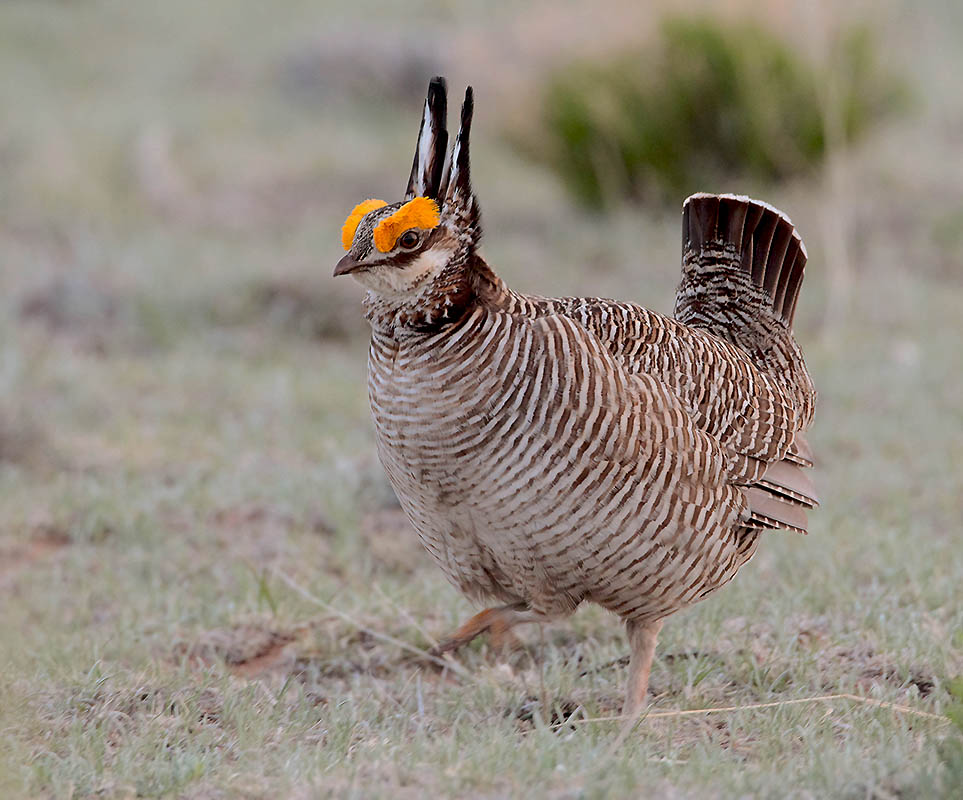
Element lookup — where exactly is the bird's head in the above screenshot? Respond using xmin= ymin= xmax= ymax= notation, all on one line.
xmin=334 ymin=78 xmax=482 ymax=329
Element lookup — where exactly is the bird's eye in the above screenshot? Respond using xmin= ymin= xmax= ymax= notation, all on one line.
xmin=398 ymin=230 xmax=421 ymax=250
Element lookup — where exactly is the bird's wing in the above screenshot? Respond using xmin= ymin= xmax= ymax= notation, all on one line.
xmin=523 ymin=310 xmax=746 ymax=517
xmin=528 ymin=297 xmax=816 ymax=533
xmin=455 ymin=310 xmax=758 ymax=620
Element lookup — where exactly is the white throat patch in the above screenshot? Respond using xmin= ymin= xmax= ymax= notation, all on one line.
xmin=352 ymin=247 xmax=454 ymax=296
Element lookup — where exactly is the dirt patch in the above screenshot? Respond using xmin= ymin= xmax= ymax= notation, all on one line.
xmin=210 ymin=503 xmax=334 ymax=537
xmin=513 ymin=695 xmax=584 ymax=731
xmin=108 ymin=686 xmax=224 ymax=726
xmin=175 ymin=614 xmax=457 ymax=696
xmin=229 ymin=640 xmax=294 ymax=678
xmin=0 ymin=524 xmax=71 ymax=586
xmin=835 ymin=649 xmax=937 ymax=697
xmin=19 ymin=276 xmax=123 ymax=355
xmin=174 ymin=619 xmax=300 ymax=678
xmin=289 ymin=628 xmax=410 ymax=685
xmin=206 ymin=502 xmax=335 ymax=566
xmin=52 ymin=682 xmax=229 ymax=751
xmin=0 ymin=405 xmax=52 ymax=469
xmin=716 ymin=616 xmax=940 ymax=699
xmin=575 ymin=649 xmax=726 ymax=684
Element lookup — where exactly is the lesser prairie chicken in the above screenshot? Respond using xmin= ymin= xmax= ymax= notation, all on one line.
xmin=334 ymin=78 xmax=817 ymax=715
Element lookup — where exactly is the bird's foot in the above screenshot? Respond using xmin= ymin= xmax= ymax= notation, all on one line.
xmin=432 ymin=604 xmax=538 ymax=656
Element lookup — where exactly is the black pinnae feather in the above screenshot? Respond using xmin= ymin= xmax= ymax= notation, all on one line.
xmin=442 ymin=86 xmax=474 ymax=205
xmin=406 ymin=77 xmax=448 ymax=200
xmin=425 ymin=78 xmax=448 ymax=198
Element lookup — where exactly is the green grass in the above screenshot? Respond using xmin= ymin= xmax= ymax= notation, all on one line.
xmin=1 ymin=0 xmax=962 ymax=797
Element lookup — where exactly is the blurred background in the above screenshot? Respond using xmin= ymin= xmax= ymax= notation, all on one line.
xmin=1 ymin=0 xmax=962 ymax=796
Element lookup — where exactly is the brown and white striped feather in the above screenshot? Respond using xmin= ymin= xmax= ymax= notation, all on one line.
xmin=369 ymin=298 xmax=773 ymax=624
xmin=361 ymin=191 xmax=818 ymax=625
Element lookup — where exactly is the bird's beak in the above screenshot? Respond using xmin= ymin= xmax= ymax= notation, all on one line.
xmin=333 ymin=253 xmax=364 ymax=277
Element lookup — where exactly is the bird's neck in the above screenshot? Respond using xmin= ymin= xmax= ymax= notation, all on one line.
xmin=363 ymin=253 xmax=509 ymax=337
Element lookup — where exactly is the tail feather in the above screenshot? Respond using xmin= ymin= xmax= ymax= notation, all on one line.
xmin=757 ymin=459 xmax=818 ymax=507
xmin=676 ymin=193 xmax=808 ymax=333
xmin=744 ymin=487 xmax=810 ymax=535
xmin=784 ymin=432 xmax=815 ymax=469
xmin=679 ymin=194 xmax=818 ymax=536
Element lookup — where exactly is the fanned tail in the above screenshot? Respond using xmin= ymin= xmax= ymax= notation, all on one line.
xmin=676 ymin=192 xmax=808 ymax=334
xmin=676 ymin=192 xmax=816 ymax=432
xmin=677 ymin=193 xmax=818 ymax=534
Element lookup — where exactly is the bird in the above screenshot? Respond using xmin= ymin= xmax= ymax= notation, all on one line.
xmin=333 ymin=77 xmax=817 ymax=716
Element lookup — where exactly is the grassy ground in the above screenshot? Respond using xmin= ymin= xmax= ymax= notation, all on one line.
xmin=1 ymin=0 xmax=962 ymax=797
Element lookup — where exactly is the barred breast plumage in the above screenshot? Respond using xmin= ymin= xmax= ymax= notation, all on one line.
xmin=334 ymin=78 xmax=818 ymax=715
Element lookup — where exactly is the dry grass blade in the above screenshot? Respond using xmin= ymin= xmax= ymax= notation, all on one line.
xmin=273 ymin=568 xmax=472 ymax=680
xmin=588 ymin=691 xmax=952 ymax=772
xmin=372 ymin=583 xmax=442 ymax=651
xmin=555 ymin=692 xmax=952 ymax=732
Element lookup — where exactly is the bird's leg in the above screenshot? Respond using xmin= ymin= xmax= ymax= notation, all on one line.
xmin=623 ymin=617 xmax=664 ymax=717
xmin=433 ymin=603 xmax=542 ymax=655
